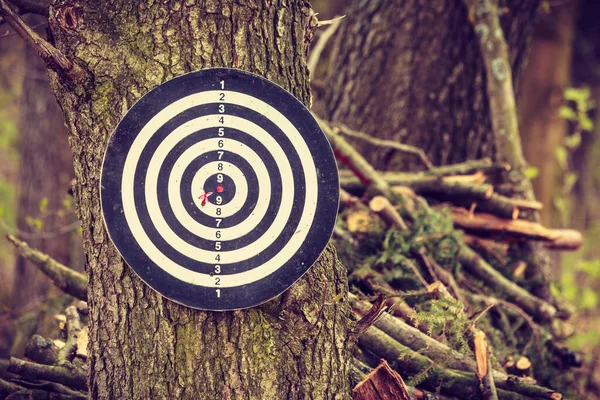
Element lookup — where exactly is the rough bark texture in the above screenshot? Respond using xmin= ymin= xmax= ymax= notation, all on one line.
xmin=318 ymin=0 xmax=539 ymax=171
xmin=46 ymin=1 xmax=352 ymax=399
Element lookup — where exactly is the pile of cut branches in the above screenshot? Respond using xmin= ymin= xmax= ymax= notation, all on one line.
xmin=321 ymin=118 xmax=582 ymax=399
xmin=0 ymin=122 xmax=584 ymax=399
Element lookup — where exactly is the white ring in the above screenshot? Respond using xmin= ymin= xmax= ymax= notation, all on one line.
xmin=147 ymin=116 xmax=291 ymax=253
xmin=122 ymin=91 xmax=318 ymax=287
xmin=189 ymin=161 xmax=249 ymax=217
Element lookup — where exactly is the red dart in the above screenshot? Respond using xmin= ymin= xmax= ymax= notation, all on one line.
xmin=198 ymin=191 xmax=213 ymax=206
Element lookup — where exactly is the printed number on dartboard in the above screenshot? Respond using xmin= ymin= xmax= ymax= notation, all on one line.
xmin=213 ymin=80 xmax=226 ymax=298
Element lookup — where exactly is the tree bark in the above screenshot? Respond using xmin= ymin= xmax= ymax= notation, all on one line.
xmin=319 ymin=0 xmax=539 ymax=171
xmin=46 ymin=1 xmax=352 ymax=399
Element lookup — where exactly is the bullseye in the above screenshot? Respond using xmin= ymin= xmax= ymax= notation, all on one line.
xmin=100 ymin=68 xmax=339 ymax=310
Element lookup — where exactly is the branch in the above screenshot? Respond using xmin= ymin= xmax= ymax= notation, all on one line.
xmin=463 ymin=0 xmax=552 ymax=302
xmin=352 ymin=297 xmax=563 ymax=399
xmin=9 ymin=0 xmax=48 ymax=15
xmin=7 ymin=357 xmax=87 ymax=391
xmin=368 ymin=196 xmax=408 ymax=231
xmin=57 ymin=306 xmax=83 ymax=367
xmin=340 ymin=170 xmax=542 ymax=219
xmin=459 ymin=245 xmax=557 ymax=322
xmin=307 ymin=16 xmax=343 ymax=73
xmin=0 ymin=0 xmax=85 ymax=82
xmin=385 ymin=175 xmax=495 ymax=200
xmin=332 ymin=121 xmax=434 ymax=170
xmin=448 ymin=206 xmax=583 ymax=250
xmin=358 ymin=325 xmax=548 ymax=399
xmin=24 ymin=335 xmax=60 ymax=365
xmin=0 ymin=377 xmax=23 ymax=397
xmin=428 ymin=157 xmax=506 ymax=175
xmin=471 ymin=329 xmax=499 ymax=400
xmin=316 ymin=116 xmax=394 ymax=198
xmin=391 ymin=191 xmax=558 ymax=322
xmin=463 ymin=0 xmax=525 ymax=171
xmin=7 ymin=234 xmax=88 ymax=300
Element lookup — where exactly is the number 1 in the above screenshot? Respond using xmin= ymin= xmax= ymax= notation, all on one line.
xmin=220 ymin=80 xmax=225 ymax=89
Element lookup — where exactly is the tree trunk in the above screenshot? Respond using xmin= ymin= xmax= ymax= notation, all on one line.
xmin=46 ymin=1 xmax=352 ymax=399
xmin=319 ymin=0 xmax=539 ymax=171
xmin=518 ymin=1 xmax=579 ymax=228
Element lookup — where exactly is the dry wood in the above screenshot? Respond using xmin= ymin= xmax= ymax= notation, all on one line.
xmin=442 ymin=171 xmax=487 ymax=184
xmin=515 ymin=357 xmax=532 ymax=372
xmin=7 ymin=357 xmax=87 ymax=391
xmin=447 ymin=206 xmax=583 ymax=250
xmin=346 ymin=210 xmax=375 ymax=233
xmin=459 ymin=245 xmax=557 ymax=322
xmin=332 ymin=122 xmax=434 ymax=170
xmin=353 ymin=294 xmax=390 ymax=337
xmin=6 ymin=234 xmax=88 ymax=300
xmin=352 ymin=359 xmax=411 ymax=400
xmin=317 ymin=117 xmax=393 ymax=198
xmin=361 ymin=273 xmax=429 ymax=333
xmin=24 ymin=334 xmax=60 ymax=365
xmin=369 ymin=196 xmax=408 ymax=231
xmin=341 ymin=172 xmax=494 ymax=200
xmin=0 ymin=378 xmax=23 ymax=398
xmin=57 ymin=306 xmax=83 ymax=367
xmin=0 ymin=0 xmax=86 ymax=82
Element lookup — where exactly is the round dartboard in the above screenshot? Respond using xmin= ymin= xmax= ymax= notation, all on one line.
xmin=100 ymin=68 xmax=339 ymax=311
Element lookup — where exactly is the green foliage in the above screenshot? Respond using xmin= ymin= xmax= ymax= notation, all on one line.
xmin=554 ymin=86 xmax=596 ymax=225
xmin=413 ymin=296 xmax=471 ymax=355
xmin=39 ymin=197 xmax=49 ymax=213
xmin=524 ymin=166 xmax=539 ymax=180
xmin=0 ymin=111 xmax=18 ymax=152
xmin=560 ymin=87 xmax=595 ymax=132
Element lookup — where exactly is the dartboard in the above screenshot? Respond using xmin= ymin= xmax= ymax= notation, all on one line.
xmin=100 ymin=68 xmax=339 ymax=310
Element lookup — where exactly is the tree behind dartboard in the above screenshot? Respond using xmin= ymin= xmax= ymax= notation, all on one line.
xmin=45 ymin=1 xmax=352 ymax=398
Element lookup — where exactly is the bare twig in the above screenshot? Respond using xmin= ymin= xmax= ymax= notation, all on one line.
xmin=0 ymin=217 xmax=80 ymax=239
xmin=0 ymin=0 xmax=86 ymax=82
xmin=333 ymin=122 xmax=434 ymax=170
xmin=316 ymin=116 xmax=393 ymax=198
xmin=307 ymin=16 xmax=342 ymax=73
xmin=7 ymin=234 xmax=88 ymax=300
xmin=316 ymin=14 xmax=345 ymax=27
